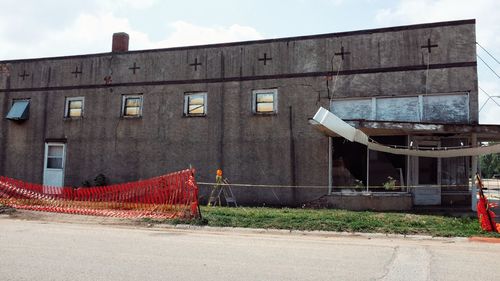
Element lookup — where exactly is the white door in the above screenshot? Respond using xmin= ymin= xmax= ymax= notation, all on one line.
xmin=43 ymin=143 xmax=66 ymax=191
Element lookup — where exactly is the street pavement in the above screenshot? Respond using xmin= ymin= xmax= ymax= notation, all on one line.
xmin=1 ymin=216 xmax=500 ymax=281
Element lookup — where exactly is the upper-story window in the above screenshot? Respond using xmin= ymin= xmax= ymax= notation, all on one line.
xmin=122 ymin=94 xmax=143 ymax=117
xmin=6 ymin=99 xmax=30 ymax=121
xmin=184 ymin=92 xmax=207 ymax=116
xmin=253 ymin=89 xmax=278 ymax=114
xmin=64 ymin=97 xmax=84 ymax=118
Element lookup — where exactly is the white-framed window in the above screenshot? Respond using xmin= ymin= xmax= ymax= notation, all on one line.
xmin=64 ymin=97 xmax=84 ymax=118
xmin=184 ymin=92 xmax=207 ymax=116
xmin=121 ymin=94 xmax=143 ymax=117
xmin=252 ymin=89 xmax=278 ymax=114
xmin=45 ymin=144 xmax=65 ymax=169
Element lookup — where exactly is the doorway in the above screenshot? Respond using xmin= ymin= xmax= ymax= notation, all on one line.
xmin=43 ymin=142 xmax=66 ymax=190
xmin=416 ymin=140 xmax=441 ymax=186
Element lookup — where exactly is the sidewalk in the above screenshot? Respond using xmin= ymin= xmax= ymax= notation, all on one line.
xmin=3 ymin=209 xmax=499 ymax=243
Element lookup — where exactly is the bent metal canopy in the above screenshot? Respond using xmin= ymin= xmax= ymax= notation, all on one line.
xmin=310 ymin=107 xmax=500 ymax=158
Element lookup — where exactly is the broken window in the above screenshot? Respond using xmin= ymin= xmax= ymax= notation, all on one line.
xmin=65 ymin=97 xmax=84 ymax=118
xmin=184 ymin=92 xmax=207 ymax=116
xmin=253 ymin=89 xmax=277 ymax=114
xmin=122 ymin=95 xmax=143 ymax=117
xmin=6 ymin=99 xmax=30 ymax=121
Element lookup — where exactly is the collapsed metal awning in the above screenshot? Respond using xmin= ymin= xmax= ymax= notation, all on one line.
xmin=310 ymin=107 xmax=500 ymax=158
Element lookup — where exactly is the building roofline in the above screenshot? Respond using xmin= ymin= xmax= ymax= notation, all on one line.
xmin=0 ymin=19 xmax=475 ymax=63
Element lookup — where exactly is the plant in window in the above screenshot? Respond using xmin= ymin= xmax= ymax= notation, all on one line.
xmin=383 ymin=176 xmax=397 ymax=190
xmin=354 ymin=179 xmax=364 ymax=188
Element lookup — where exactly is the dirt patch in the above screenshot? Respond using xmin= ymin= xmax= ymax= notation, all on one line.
xmin=5 ymin=209 xmax=147 ymax=227
xmin=0 ymin=205 xmax=16 ymax=214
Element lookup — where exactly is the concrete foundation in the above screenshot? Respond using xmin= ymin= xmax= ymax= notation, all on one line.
xmin=199 ymin=184 xmax=412 ymax=211
xmin=321 ymin=192 xmax=412 ymax=211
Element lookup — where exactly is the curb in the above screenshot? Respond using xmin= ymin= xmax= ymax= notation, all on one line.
xmin=3 ymin=209 xmax=496 ymax=243
xmin=469 ymin=236 xmax=500 ymax=243
xmin=153 ymin=223 xmax=467 ymax=243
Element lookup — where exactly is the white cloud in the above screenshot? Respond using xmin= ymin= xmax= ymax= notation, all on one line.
xmin=0 ymin=12 xmax=151 ymax=59
xmin=96 ymin=0 xmax=158 ymax=11
xmin=152 ymin=21 xmax=264 ymax=48
xmin=375 ymin=0 xmax=500 ymax=47
xmin=0 ymin=0 xmax=262 ymax=60
xmin=375 ymin=0 xmax=500 ymax=124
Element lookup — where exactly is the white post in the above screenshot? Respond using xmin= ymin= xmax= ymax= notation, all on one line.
xmin=471 ymin=133 xmax=478 ymax=211
xmin=328 ymin=137 xmax=332 ymax=195
xmin=407 ymin=136 xmax=411 ymax=192
xmin=366 ymin=147 xmax=370 ymax=192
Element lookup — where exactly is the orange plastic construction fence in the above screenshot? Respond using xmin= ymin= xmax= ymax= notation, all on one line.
xmin=0 ymin=169 xmax=200 ymax=219
xmin=476 ymin=174 xmax=500 ymax=233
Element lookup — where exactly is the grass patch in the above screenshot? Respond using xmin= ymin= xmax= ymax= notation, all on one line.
xmin=146 ymin=207 xmax=500 ymax=238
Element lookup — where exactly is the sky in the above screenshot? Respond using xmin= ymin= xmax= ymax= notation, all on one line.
xmin=1 ymin=0 xmax=499 ymax=124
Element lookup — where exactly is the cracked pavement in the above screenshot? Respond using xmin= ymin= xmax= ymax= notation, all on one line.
xmin=1 ymin=214 xmax=500 ymax=281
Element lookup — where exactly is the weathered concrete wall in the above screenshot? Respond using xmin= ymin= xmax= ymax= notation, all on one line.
xmin=0 ymin=78 xmax=329 ymax=187
xmin=321 ymin=193 xmax=412 ymax=211
xmin=0 ymin=20 xmax=478 ymax=118
xmin=0 ymin=20 xmax=479 ymax=202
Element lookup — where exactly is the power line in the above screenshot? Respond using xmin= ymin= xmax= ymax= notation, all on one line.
xmin=479 ymin=86 xmax=500 ymax=112
xmin=477 ymin=54 xmax=500 ymax=80
xmin=476 ymin=42 xmax=500 ymax=65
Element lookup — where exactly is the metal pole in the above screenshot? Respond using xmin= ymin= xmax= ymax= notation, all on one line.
xmin=471 ymin=133 xmax=478 ymax=211
xmin=366 ymin=147 xmax=370 ymax=192
xmin=328 ymin=137 xmax=332 ymax=195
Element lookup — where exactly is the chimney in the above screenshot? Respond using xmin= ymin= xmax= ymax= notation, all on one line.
xmin=112 ymin=32 xmax=129 ymax=52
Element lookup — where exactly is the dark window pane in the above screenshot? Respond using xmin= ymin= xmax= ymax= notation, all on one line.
xmin=419 ymin=156 xmax=438 ymax=184
xmin=47 ymin=158 xmax=63 ymax=169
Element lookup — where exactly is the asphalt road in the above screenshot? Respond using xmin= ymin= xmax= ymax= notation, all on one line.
xmin=1 ymin=217 xmax=499 ymax=281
